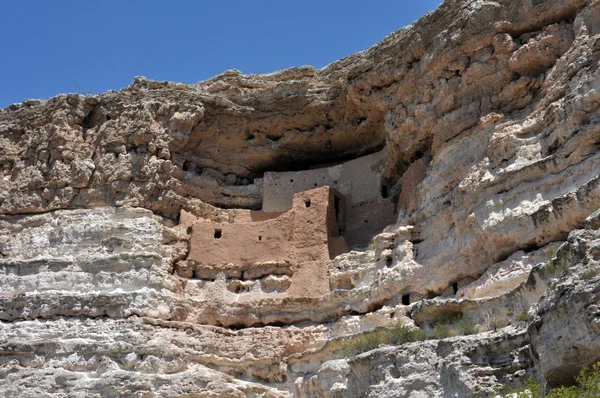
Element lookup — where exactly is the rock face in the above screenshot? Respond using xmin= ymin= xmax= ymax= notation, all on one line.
xmin=1 ymin=0 xmax=600 ymax=396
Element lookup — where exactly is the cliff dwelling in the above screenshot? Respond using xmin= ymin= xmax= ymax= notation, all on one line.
xmin=180 ymin=186 xmax=349 ymax=297
xmin=263 ymin=150 xmax=396 ymax=248
xmin=6 ymin=0 xmax=600 ymax=395
xmin=178 ymin=150 xmax=398 ymax=298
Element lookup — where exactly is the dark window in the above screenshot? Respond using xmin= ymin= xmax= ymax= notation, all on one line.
xmin=452 ymin=282 xmax=458 ymax=294
xmin=386 ymin=257 xmax=393 ymax=267
xmin=214 ymin=229 xmax=222 ymax=239
xmin=305 ymin=199 xmax=311 ymax=208
xmin=381 ymin=185 xmax=389 ymax=199
xmin=183 ymin=161 xmax=194 ymax=171
xmin=258 ymin=235 xmax=262 ymax=241
xmin=402 ymin=294 xmax=410 ymax=305
xmin=334 ymin=195 xmax=341 ymax=222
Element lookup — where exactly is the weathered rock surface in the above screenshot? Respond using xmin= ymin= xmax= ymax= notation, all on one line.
xmin=293 ymin=329 xmax=534 ymax=398
xmin=1 ymin=0 xmax=600 ymax=396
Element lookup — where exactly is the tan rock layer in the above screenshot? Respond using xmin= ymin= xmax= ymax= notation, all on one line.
xmin=1 ymin=0 xmax=600 ymax=396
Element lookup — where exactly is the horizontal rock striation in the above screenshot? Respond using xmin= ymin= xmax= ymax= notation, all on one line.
xmin=1 ymin=0 xmax=600 ymax=396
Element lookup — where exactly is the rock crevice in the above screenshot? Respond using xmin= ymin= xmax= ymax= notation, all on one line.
xmin=1 ymin=0 xmax=600 ymax=396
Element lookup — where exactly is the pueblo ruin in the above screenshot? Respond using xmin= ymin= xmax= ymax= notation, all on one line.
xmin=178 ymin=149 xmax=401 ymax=299
xmin=2 ymin=0 xmax=600 ymax=396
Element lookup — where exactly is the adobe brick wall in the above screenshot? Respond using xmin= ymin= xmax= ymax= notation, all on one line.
xmin=189 ymin=212 xmax=295 ymax=267
xmin=184 ymin=186 xmax=348 ymax=298
xmin=262 ymin=150 xmax=395 ymax=248
xmin=346 ymin=199 xmax=395 ymax=248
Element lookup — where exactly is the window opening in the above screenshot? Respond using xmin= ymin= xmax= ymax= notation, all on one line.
xmin=214 ymin=229 xmax=222 ymax=239
xmin=334 ymin=195 xmax=341 ymax=223
xmin=381 ymin=185 xmax=389 ymax=199
xmin=402 ymin=294 xmax=410 ymax=305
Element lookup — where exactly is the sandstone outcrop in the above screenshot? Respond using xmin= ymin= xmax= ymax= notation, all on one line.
xmin=1 ymin=0 xmax=600 ymax=396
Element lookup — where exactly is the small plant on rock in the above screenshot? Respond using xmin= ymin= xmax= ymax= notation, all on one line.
xmin=343 ymin=323 xmax=427 ymax=356
xmin=498 ymin=362 xmax=600 ymax=397
xmin=429 ymin=314 xmax=478 ymax=339
xmin=487 ymin=316 xmax=505 ymax=331
xmin=343 ymin=328 xmax=386 ymax=355
xmin=455 ymin=315 xmax=478 ymax=335
xmin=500 ymin=377 xmax=543 ymax=398
xmin=516 ymin=310 xmax=529 ymax=322
xmin=582 ymin=268 xmax=598 ymax=280
xmin=431 ymin=322 xmax=451 ymax=339
xmin=387 ymin=323 xmax=427 ymax=345
xmin=545 ymin=248 xmax=570 ymax=277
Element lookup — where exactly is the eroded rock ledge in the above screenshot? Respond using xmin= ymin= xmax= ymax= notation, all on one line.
xmin=1 ymin=0 xmax=600 ymax=396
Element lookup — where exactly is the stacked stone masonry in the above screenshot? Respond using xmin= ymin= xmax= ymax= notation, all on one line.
xmin=263 ymin=150 xmax=396 ymax=248
xmin=181 ymin=186 xmax=349 ymax=298
xmin=1 ymin=0 xmax=600 ymax=395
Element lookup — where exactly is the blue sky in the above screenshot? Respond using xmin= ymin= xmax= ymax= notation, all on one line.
xmin=0 ymin=1 xmax=442 ymax=108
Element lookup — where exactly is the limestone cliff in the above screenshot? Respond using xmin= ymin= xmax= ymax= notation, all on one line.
xmin=1 ymin=0 xmax=600 ymax=396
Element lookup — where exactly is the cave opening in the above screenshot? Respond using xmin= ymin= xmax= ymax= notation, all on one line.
xmin=402 ymin=294 xmax=410 ymax=305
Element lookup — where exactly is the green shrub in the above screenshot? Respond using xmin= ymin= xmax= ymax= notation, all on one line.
xmin=547 ymin=386 xmax=581 ymax=398
xmin=545 ymin=249 xmax=570 ymax=277
xmin=498 ymin=362 xmax=600 ymax=397
xmin=343 ymin=323 xmax=427 ymax=356
xmin=497 ymin=377 xmax=546 ymax=398
xmin=429 ymin=314 xmax=478 ymax=339
xmin=582 ymin=268 xmax=598 ymax=280
xmin=455 ymin=315 xmax=478 ymax=335
xmin=345 ymin=330 xmax=385 ymax=355
xmin=567 ymin=361 xmax=600 ymax=396
xmin=345 ymin=316 xmax=480 ymax=355
xmin=488 ymin=316 xmax=505 ymax=331
xmin=387 ymin=323 xmax=427 ymax=345
xmin=431 ymin=322 xmax=452 ymax=339
xmin=517 ymin=310 xmax=529 ymax=322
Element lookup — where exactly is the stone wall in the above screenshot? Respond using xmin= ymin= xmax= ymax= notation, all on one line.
xmin=263 ymin=150 xmax=396 ymax=248
xmin=184 ymin=186 xmax=348 ymax=298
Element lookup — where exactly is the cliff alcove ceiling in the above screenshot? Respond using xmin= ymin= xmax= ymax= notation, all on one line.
xmin=1 ymin=0 xmax=600 ymax=396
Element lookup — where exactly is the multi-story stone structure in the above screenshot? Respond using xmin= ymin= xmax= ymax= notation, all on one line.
xmin=262 ymin=150 xmax=395 ymax=248
xmin=181 ymin=186 xmax=348 ymax=297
